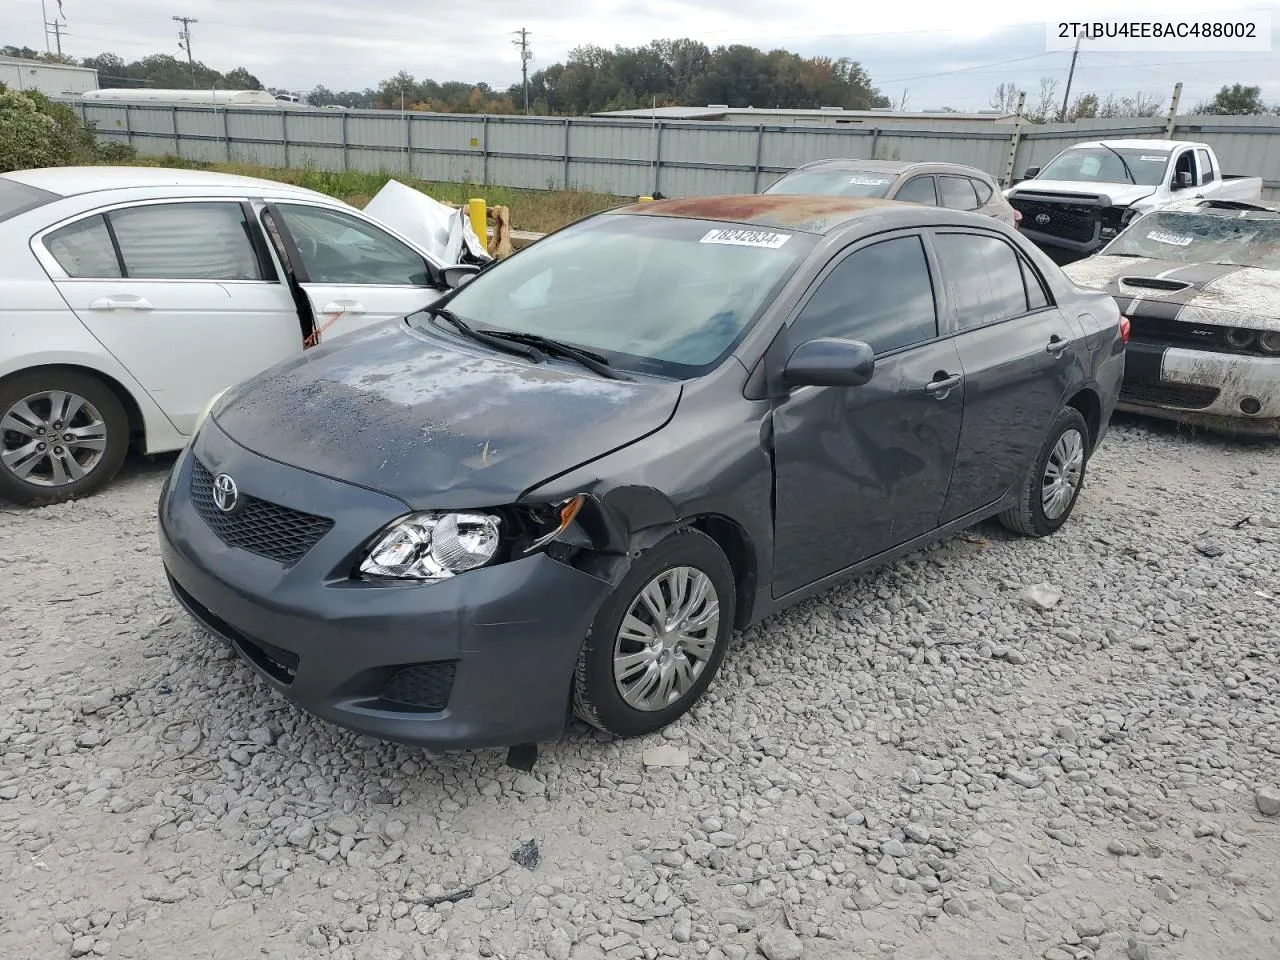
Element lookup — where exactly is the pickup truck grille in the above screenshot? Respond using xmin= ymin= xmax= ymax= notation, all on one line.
xmin=1009 ymin=198 xmax=1098 ymax=244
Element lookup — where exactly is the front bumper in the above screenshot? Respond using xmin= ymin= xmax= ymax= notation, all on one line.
xmin=158 ymin=419 xmax=614 ymax=750
xmin=1119 ymin=340 xmax=1280 ymax=438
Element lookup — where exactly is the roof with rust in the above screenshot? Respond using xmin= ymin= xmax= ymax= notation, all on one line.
xmin=611 ymin=194 xmax=901 ymax=234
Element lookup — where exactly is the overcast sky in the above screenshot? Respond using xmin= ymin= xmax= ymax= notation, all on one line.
xmin=14 ymin=0 xmax=1280 ymax=109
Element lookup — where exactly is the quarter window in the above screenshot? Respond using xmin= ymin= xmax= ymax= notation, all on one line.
xmin=109 ymin=202 xmax=266 ymax=280
xmin=933 ymin=233 xmax=1031 ymax=329
xmin=971 ymin=178 xmax=994 ymax=205
xmin=792 ymin=235 xmax=938 ymax=355
xmin=1195 ymin=149 xmax=1215 ymax=184
xmin=274 ymin=204 xmax=433 ymax=286
xmin=44 ymin=214 xmax=122 ymax=278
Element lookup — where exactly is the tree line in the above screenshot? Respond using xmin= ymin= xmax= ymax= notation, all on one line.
xmin=991 ymin=77 xmax=1278 ymax=121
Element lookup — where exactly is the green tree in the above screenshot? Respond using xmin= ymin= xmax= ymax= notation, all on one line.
xmin=0 ymin=83 xmax=99 ymax=172
xmin=1199 ymin=83 xmax=1266 ymax=115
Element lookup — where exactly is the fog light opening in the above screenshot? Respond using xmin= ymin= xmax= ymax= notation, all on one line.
xmin=1239 ymin=396 xmax=1262 ymax=416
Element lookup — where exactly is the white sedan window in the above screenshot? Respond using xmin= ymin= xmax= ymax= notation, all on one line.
xmin=44 ymin=214 xmax=123 ymax=278
xmin=274 ymin=204 xmax=433 ymax=287
xmin=110 ymin=203 xmax=264 ymax=281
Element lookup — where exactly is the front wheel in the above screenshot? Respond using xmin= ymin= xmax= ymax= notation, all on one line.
xmin=573 ymin=529 xmax=736 ymax=738
xmin=999 ymin=406 xmax=1090 ymax=537
xmin=0 ymin=370 xmax=129 ymax=506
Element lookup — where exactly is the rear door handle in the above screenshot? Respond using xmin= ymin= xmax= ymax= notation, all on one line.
xmin=926 ymin=373 xmax=961 ymax=396
xmin=1046 ymin=334 xmax=1070 ymax=356
xmin=88 ymin=296 xmax=153 ymax=311
xmin=321 ymin=301 xmax=366 ymax=314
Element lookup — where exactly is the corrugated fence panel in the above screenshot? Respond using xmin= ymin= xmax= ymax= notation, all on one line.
xmin=58 ymin=98 xmax=1280 ymax=203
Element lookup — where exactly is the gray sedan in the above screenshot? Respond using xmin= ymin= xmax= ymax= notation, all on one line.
xmin=765 ymin=159 xmax=1019 ymax=227
xmin=159 ymin=195 xmax=1125 ymax=751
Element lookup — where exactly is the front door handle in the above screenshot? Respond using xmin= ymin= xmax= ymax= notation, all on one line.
xmin=88 ymin=296 xmax=153 ymax=311
xmin=1046 ymin=334 xmax=1070 ymax=356
xmin=926 ymin=373 xmax=961 ymax=396
xmin=321 ymin=301 xmax=366 ymax=314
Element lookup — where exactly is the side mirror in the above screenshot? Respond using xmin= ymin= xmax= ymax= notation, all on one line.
xmin=442 ymin=264 xmax=482 ymax=288
xmin=783 ymin=337 xmax=875 ymax=388
xmin=1022 ymin=166 xmax=1040 ymax=179
xmin=1175 ymin=171 xmax=1194 ymax=189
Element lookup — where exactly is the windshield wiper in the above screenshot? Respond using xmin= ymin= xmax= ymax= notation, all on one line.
xmin=1100 ymin=144 xmax=1137 ymax=185
xmin=485 ymin=331 xmax=633 ymax=381
xmin=429 ymin=307 xmax=546 ymax=363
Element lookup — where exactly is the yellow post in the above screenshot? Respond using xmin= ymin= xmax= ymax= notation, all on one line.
xmin=638 ymin=196 xmax=654 ymax=202
xmin=468 ymin=198 xmax=487 ymax=240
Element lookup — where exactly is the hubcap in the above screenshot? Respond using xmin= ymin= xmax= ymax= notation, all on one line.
xmin=1 ymin=391 xmax=108 ymax=488
xmin=1041 ymin=428 xmax=1085 ymax=520
xmin=613 ymin=566 xmax=720 ymax=712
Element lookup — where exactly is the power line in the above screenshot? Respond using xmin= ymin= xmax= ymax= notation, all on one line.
xmin=172 ymin=15 xmax=198 ymax=87
xmin=512 ymin=28 xmax=532 ymax=114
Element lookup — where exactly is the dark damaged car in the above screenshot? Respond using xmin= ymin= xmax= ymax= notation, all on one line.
xmin=1064 ymin=199 xmax=1280 ymax=438
xmin=159 ymin=195 xmax=1126 ymax=751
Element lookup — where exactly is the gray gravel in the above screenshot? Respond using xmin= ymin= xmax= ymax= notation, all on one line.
xmin=2 ymin=418 xmax=1279 ymax=960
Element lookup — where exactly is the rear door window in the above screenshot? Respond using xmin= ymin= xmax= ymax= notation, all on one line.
xmin=938 ymin=176 xmax=981 ymax=211
xmin=108 ymin=202 xmax=266 ymax=280
xmin=933 ymin=232 xmax=1030 ymax=329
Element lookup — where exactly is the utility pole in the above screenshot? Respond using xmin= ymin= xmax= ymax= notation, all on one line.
xmin=173 ymin=15 xmax=198 ymax=87
xmin=42 ymin=0 xmax=67 ymax=56
xmin=1059 ymin=32 xmax=1082 ymax=123
xmin=47 ymin=19 xmax=65 ymax=56
xmin=512 ymin=28 xmax=532 ymax=114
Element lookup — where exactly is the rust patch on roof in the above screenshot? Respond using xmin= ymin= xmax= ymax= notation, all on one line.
xmin=615 ymin=194 xmax=899 ymax=233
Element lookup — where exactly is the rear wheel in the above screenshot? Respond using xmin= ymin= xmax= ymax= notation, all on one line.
xmin=573 ymin=529 xmax=735 ymax=738
xmin=999 ymin=406 xmax=1090 ymax=537
xmin=0 ymin=370 xmax=129 ymax=506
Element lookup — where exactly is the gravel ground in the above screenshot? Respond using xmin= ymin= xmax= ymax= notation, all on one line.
xmin=2 ymin=417 xmax=1278 ymax=960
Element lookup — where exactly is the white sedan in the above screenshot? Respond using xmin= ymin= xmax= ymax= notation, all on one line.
xmin=0 ymin=166 xmax=478 ymax=505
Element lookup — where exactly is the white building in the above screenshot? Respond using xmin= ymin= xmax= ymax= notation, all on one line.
xmin=0 ymin=55 xmax=99 ymax=96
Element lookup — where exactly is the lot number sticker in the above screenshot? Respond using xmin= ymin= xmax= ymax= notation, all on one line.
xmin=849 ymin=176 xmax=893 ymax=186
xmin=1140 ymin=155 xmax=1167 ymax=162
xmin=1147 ymin=230 xmax=1194 ymax=246
xmin=700 ymin=228 xmax=792 ymax=248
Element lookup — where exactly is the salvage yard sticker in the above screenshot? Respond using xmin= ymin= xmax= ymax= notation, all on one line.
xmin=1147 ymin=230 xmax=1194 ymax=246
xmin=849 ymin=176 xmax=893 ymax=185
xmin=1140 ymin=155 xmax=1167 ymax=161
xmin=699 ymin=228 xmax=792 ymax=248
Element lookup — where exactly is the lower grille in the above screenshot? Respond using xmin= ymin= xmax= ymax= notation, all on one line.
xmin=1011 ymin=199 xmax=1098 ymax=244
xmin=1120 ymin=381 xmax=1220 ymax=410
xmin=190 ymin=458 xmax=333 ymax=565
xmin=380 ymin=662 xmax=458 ymax=712
xmin=167 ymin=573 xmax=299 ymax=685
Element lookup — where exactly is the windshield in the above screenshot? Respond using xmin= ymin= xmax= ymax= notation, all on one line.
xmin=427 ymin=213 xmax=813 ymax=378
xmin=1105 ymin=210 xmax=1280 ymax=269
xmin=1038 ymin=147 xmax=1170 ymax=186
xmin=0 ymin=177 xmax=59 ymax=223
xmin=765 ymin=169 xmax=898 ymax=198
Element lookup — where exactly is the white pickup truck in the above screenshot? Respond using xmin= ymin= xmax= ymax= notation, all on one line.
xmin=1004 ymin=139 xmax=1263 ymax=260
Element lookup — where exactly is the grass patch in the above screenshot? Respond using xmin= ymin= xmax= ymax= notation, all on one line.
xmin=121 ymin=156 xmax=626 ymax=234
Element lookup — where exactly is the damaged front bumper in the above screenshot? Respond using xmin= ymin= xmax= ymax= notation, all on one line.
xmin=1119 ymin=340 xmax=1280 ymax=438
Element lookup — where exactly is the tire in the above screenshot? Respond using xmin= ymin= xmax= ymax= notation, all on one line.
xmin=0 ymin=369 xmax=129 ymax=506
xmin=998 ymin=406 xmax=1090 ymax=537
xmin=573 ymin=528 xmax=736 ymax=738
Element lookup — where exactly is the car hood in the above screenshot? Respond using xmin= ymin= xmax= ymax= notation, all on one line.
xmin=1007 ymin=181 xmax=1157 ymax=207
xmin=1063 ymin=255 xmax=1280 ymax=332
xmin=212 ymin=321 xmax=683 ymax=509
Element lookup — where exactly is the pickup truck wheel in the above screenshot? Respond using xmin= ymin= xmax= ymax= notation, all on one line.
xmin=0 ymin=371 xmax=129 ymax=506
xmin=573 ymin=529 xmax=735 ymax=739
xmin=999 ymin=407 xmax=1090 ymax=538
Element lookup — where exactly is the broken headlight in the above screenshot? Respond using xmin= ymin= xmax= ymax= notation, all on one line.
xmin=358 ymin=512 xmax=501 ymax=581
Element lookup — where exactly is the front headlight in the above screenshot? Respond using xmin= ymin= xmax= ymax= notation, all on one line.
xmin=358 ymin=512 xmax=502 ymax=581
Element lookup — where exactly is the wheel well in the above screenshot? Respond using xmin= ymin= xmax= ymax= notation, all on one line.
xmin=1 ymin=364 xmax=146 ymax=447
xmin=688 ymin=515 xmax=757 ymax=630
xmin=1066 ymin=388 xmax=1101 ymax=450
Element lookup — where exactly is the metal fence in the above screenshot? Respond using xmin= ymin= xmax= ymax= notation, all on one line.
xmin=68 ymin=100 xmax=1280 ymax=201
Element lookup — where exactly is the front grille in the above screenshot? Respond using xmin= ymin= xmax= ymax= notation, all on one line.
xmin=190 ymin=459 xmax=333 ymax=565
xmin=1011 ymin=198 xmax=1098 ymax=244
xmin=380 ymin=662 xmax=458 ymax=712
xmin=1120 ymin=381 xmax=1220 ymax=409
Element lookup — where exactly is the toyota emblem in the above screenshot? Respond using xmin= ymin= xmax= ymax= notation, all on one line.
xmin=1035 ymin=213 xmax=1051 ymax=225
xmin=212 ymin=473 xmax=240 ymax=513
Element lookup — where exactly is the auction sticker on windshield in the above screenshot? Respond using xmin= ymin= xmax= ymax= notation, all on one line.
xmin=848 ymin=176 xmax=893 ymax=186
xmin=1140 ymin=155 xmax=1167 ymax=161
xmin=700 ymin=228 xmax=792 ymax=248
xmin=1147 ymin=230 xmax=1194 ymax=246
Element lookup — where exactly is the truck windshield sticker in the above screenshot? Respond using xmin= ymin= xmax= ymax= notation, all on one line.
xmin=1139 ymin=155 xmax=1166 ymax=162
xmin=699 ymin=228 xmax=792 ymax=249
xmin=1147 ymin=230 xmax=1194 ymax=246
xmin=848 ymin=175 xmax=893 ymax=186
